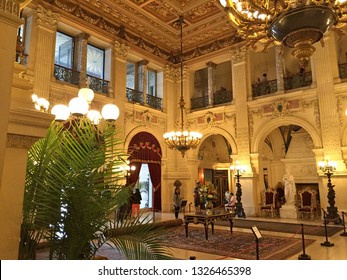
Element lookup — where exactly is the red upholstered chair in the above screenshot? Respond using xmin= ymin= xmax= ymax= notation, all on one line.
xmin=297 ymin=190 xmax=316 ymax=220
xmin=260 ymin=190 xmax=276 ymax=217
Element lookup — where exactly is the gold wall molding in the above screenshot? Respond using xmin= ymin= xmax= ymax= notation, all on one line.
xmin=7 ymin=133 xmax=39 ymax=149
xmin=0 ymin=0 xmax=20 ymax=17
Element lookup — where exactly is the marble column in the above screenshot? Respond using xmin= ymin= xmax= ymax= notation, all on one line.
xmin=138 ymin=59 xmax=149 ymax=105
xmin=75 ymin=33 xmax=90 ymax=88
xmin=206 ymin=61 xmax=217 ymax=107
xmin=275 ymin=46 xmax=285 ymax=93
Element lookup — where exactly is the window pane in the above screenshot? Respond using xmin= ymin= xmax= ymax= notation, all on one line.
xmin=126 ymin=62 xmax=135 ymax=89
xmin=147 ymin=69 xmax=156 ymax=96
xmin=55 ymin=32 xmax=74 ymax=69
xmin=87 ymin=44 xmax=104 ymax=79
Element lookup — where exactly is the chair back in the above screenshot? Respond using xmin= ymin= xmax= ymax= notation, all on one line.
xmin=300 ymin=191 xmax=312 ymax=207
xmin=264 ymin=190 xmax=275 ymax=205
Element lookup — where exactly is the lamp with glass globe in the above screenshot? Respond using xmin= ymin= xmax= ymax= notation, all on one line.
xmin=32 ymin=87 xmax=120 ymax=124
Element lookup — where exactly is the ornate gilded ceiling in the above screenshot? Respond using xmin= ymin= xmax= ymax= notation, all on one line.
xmin=40 ymin=0 xmax=240 ymax=63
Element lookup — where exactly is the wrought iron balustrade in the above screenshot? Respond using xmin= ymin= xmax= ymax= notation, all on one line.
xmin=146 ymin=94 xmax=162 ymax=110
xmin=213 ymin=90 xmax=232 ymax=106
xmin=191 ymin=95 xmax=209 ymax=110
xmin=54 ymin=65 xmax=80 ymax=86
xmin=284 ymin=72 xmax=312 ymax=90
xmin=252 ymin=79 xmax=277 ymax=97
xmin=87 ymin=75 xmax=109 ymax=95
xmin=126 ymin=88 xmax=144 ymax=104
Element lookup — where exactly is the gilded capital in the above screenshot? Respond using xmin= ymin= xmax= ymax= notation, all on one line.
xmin=113 ymin=41 xmax=130 ymax=60
xmin=164 ymin=64 xmax=176 ymax=81
xmin=231 ymin=46 xmax=247 ymax=64
xmin=36 ymin=5 xmax=60 ymax=31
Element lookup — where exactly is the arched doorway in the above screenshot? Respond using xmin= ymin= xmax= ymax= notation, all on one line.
xmin=127 ymin=132 xmax=162 ymax=211
xmin=198 ymin=134 xmax=232 ymax=206
xmin=259 ymin=125 xmax=320 ymax=218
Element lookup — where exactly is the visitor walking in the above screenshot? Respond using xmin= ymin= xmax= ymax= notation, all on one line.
xmin=131 ymin=188 xmax=142 ymax=219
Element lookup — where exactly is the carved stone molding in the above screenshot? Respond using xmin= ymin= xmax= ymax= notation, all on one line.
xmin=337 ymin=94 xmax=347 ymax=127
xmin=320 ymin=117 xmax=342 ymax=160
xmin=301 ymin=99 xmax=321 ymax=129
xmin=0 ymin=0 xmax=20 ymax=17
xmin=7 ymin=133 xmax=40 ymax=149
xmin=231 ymin=46 xmax=247 ymax=64
xmin=113 ymin=41 xmax=130 ymax=60
xmin=125 ymin=109 xmax=164 ymax=129
xmin=164 ymin=64 xmax=176 ymax=81
xmin=36 ymin=5 xmax=60 ymax=31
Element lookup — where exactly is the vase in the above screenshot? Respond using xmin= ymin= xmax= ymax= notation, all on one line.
xmin=205 ymin=201 xmax=213 ymax=215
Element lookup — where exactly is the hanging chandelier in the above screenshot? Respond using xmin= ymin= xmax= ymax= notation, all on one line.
xmin=219 ymin=0 xmax=347 ymax=68
xmin=32 ymin=87 xmax=120 ymax=124
xmin=163 ymin=16 xmax=202 ymax=158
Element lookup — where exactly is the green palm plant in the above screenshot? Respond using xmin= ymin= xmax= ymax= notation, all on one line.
xmin=19 ymin=117 xmax=172 ymax=260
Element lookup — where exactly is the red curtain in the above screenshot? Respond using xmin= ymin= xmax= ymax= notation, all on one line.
xmin=128 ymin=132 xmax=162 ymax=211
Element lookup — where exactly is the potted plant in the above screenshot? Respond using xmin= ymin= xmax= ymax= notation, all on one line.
xmin=19 ymin=117 xmax=172 ymax=260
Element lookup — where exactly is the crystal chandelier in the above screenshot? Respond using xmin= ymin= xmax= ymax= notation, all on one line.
xmin=219 ymin=0 xmax=347 ymax=68
xmin=32 ymin=87 xmax=120 ymax=124
xmin=163 ymin=16 xmax=202 ymax=158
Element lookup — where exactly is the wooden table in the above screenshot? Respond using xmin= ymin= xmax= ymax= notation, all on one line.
xmin=184 ymin=212 xmax=234 ymax=240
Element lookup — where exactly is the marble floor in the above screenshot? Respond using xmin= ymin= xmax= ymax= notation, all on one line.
xmin=150 ymin=211 xmax=347 ymax=260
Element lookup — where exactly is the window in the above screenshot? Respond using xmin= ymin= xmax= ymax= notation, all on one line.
xmin=55 ymin=32 xmax=74 ymax=69
xmin=126 ymin=62 xmax=136 ymax=89
xmin=87 ymin=44 xmax=105 ymax=79
xmin=147 ymin=69 xmax=156 ymax=96
xmin=125 ymin=60 xmax=163 ymax=110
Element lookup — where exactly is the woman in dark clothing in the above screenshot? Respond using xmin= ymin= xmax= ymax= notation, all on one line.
xmin=173 ymin=187 xmax=182 ymax=219
xmin=131 ymin=188 xmax=142 ymax=218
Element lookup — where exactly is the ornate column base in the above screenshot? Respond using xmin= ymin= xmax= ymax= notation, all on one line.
xmin=235 ymin=202 xmax=246 ymax=218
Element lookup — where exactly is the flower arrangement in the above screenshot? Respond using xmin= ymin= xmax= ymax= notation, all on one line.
xmin=198 ymin=182 xmax=218 ymax=205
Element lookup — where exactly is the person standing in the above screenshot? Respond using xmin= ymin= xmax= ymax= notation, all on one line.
xmin=131 ymin=188 xmax=142 ymax=219
xmin=173 ymin=187 xmax=182 ymax=219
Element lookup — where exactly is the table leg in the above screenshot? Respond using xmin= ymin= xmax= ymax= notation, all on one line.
xmin=211 ymin=222 xmax=215 ymax=235
xmin=204 ymin=224 xmax=208 ymax=240
xmin=185 ymin=222 xmax=188 ymax=237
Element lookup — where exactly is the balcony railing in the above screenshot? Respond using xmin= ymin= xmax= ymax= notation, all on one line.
xmin=54 ymin=65 xmax=80 ymax=86
xmin=126 ymin=88 xmax=162 ymax=110
xmin=284 ymin=71 xmax=312 ymax=90
xmin=252 ymin=79 xmax=277 ymax=97
xmin=126 ymin=88 xmax=144 ymax=104
xmin=213 ymin=90 xmax=232 ymax=106
xmin=146 ymin=95 xmax=162 ymax=110
xmin=191 ymin=95 xmax=209 ymax=110
xmin=86 ymin=75 xmax=109 ymax=95
xmin=339 ymin=63 xmax=347 ymax=79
